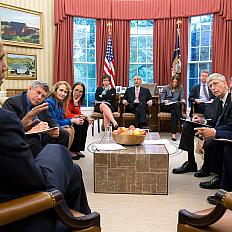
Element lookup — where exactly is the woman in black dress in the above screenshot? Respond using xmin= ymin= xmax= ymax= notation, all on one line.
xmin=95 ymin=74 xmax=118 ymax=129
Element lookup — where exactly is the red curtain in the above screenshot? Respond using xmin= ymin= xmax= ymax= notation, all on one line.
xmin=111 ymin=20 xmax=130 ymax=86
xmin=96 ymin=20 xmax=130 ymax=87
xmin=153 ymin=18 xmax=188 ymax=92
xmin=96 ymin=20 xmax=108 ymax=87
xmin=54 ymin=16 xmax=74 ymax=85
xmin=171 ymin=0 xmax=220 ymax=18
xmin=212 ymin=14 xmax=232 ymax=80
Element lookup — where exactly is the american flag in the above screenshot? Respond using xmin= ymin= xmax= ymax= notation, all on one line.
xmin=171 ymin=28 xmax=181 ymax=76
xmin=103 ymin=36 xmax=116 ymax=88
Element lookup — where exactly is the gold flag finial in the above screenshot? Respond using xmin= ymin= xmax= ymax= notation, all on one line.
xmin=107 ymin=21 xmax=112 ymax=36
xmin=176 ymin=19 xmax=182 ymax=29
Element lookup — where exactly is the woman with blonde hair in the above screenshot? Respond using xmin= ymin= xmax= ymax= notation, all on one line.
xmin=46 ymin=81 xmax=84 ymax=159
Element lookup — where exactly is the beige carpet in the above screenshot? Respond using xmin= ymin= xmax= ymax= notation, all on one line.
xmin=75 ymin=126 xmax=217 ymax=232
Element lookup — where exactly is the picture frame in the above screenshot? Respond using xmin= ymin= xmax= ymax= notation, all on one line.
xmin=0 ymin=3 xmax=43 ymax=48
xmin=6 ymin=52 xmax=37 ymax=80
xmin=115 ymin=86 xmax=122 ymax=94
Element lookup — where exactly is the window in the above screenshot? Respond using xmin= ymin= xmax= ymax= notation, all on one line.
xmin=129 ymin=20 xmax=154 ymax=86
xmin=188 ymin=15 xmax=213 ymax=95
xmin=73 ymin=18 xmax=96 ymax=107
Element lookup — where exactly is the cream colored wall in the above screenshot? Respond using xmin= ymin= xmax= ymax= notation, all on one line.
xmin=1 ymin=0 xmax=54 ymax=91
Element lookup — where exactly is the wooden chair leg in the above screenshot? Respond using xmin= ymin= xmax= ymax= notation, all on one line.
xmin=97 ymin=119 xmax=100 ymax=133
xmin=158 ymin=118 xmax=161 ymax=131
xmin=92 ymin=121 xmax=94 ymax=136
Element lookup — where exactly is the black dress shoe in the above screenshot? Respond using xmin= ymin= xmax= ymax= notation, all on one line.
xmin=207 ymin=195 xmax=217 ymax=205
xmin=76 ymin=152 xmax=85 ymax=158
xmin=171 ymin=137 xmax=177 ymax=141
xmin=194 ymin=167 xmax=210 ymax=178
xmin=199 ymin=176 xmax=220 ymax=189
xmin=113 ymin=124 xmax=119 ymax=130
xmin=172 ymin=161 xmax=198 ymax=174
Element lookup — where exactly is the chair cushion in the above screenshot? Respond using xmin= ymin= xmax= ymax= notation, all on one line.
xmin=177 ymin=208 xmax=232 ymax=232
xmin=122 ymin=113 xmax=135 ymax=118
xmin=157 ymin=112 xmax=171 ymax=118
xmin=112 ymin=112 xmax=120 ymax=117
xmin=90 ymin=112 xmax=103 ymax=119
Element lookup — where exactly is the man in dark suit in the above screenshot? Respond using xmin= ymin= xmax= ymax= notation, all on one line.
xmin=3 ymin=81 xmax=69 ymax=157
xmin=172 ymin=73 xmax=232 ymax=183
xmin=0 ymin=40 xmax=90 ymax=232
xmin=189 ymin=70 xmax=214 ymax=118
xmin=122 ymin=76 xmax=152 ymax=128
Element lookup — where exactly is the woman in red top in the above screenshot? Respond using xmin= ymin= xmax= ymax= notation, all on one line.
xmin=66 ymin=82 xmax=92 ymax=158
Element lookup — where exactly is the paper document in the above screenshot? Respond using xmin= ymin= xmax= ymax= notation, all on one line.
xmin=95 ymin=100 xmax=111 ymax=105
xmin=143 ymin=139 xmax=170 ymax=145
xmin=181 ymin=118 xmax=212 ymax=128
xmin=95 ymin=143 xmax=126 ymax=151
xmin=26 ymin=127 xmax=59 ymax=135
xmin=214 ymin=138 xmax=232 ymax=143
xmin=164 ymin=101 xmax=177 ymax=105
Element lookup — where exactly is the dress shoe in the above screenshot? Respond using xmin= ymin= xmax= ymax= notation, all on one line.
xmin=194 ymin=167 xmax=210 ymax=178
xmin=113 ymin=124 xmax=119 ymax=130
xmin=207 ymin=195 xmax=217 ymax=205
xmin=199 ymin=176 xmax=220 ymax=189
xmin=76 ymin=151 xmax=85 ymax=158
xmin=172 ymin=161 xmax=197 ymax=174
xmin=171 ymin=137 xmax=177 ymax=141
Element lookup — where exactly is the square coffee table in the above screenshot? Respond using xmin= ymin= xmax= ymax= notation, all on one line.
xmin=94 ymin=132 xmax=169 ymax=195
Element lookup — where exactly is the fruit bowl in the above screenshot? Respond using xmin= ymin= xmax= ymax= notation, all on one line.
xmin=112 ymin=133 xmax=146 ymax=145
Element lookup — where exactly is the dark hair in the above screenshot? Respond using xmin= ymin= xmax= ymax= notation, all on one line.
xmin=71 ymin=82 xmax=85 ymax=105
xmin=169 ymin=74 xmax=181 ymax=90
xmin=101 ymin=74 xmax=111 ymax=82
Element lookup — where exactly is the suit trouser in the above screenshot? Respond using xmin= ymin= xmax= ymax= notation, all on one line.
xmin=27 ymin=128 xmax=69 ymax=157
xmin=211 ymin=143 xmax=232 ymax=191
xmin=127 ymin=103 xmax=147 ymax=128
xmin=1 ymin=144 xmax=90 ymax=232
xmin=70 ymin=120 xmax=89 ymax=152
xmin=161 ymin=103 xmax=181 ymax=134
xmin=179 ymin=122 xmax=210 ymax=169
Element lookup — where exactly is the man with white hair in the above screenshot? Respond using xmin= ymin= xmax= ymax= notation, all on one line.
xmin=172 ymin=73 xmax=232 ymax=188
xmin=122 ymin=75 xmax=152 ymax=128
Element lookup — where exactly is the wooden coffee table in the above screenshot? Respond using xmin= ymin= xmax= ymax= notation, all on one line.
xmin=94 ymin=132 xmax=169 ymax=195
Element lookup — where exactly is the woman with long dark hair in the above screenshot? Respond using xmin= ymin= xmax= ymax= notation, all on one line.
xmin=65 ymin=82 xmax=92 ymax=158
xmin=160 ymin=74 xmax=185 ymax=141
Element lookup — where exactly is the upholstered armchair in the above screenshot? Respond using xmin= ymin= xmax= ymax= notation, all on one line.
xmin=177 ymin=189 xmax=232 ymax=232
xmin=0 ymin=190 xmax=101 ymax=232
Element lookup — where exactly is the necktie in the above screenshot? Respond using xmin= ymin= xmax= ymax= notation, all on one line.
xmin=218 ymin=100 xmax=223 ymax=116
xmin=203 ymin=84 xmax=210 ymax=101
xmin=135 ymin=88 xmax=139 ymax=99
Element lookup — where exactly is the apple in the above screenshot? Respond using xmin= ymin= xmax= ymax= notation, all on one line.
xmin=129 ymin=125 xmax=135 ymax=130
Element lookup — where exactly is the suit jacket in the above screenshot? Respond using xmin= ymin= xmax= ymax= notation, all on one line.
xmin=188 ymin=83 xmax=214 ymax=103
xmin=208 ymin=93 xmax=232 ymax=133
xmin=123 ymin=86 xmax=152 ymax=105
xmin=3 ymin=92 xmax=59 ymax=128
xmin=0 ymin=108 xmax=47 ymax=203
xmin=95 ymin=87 xmax=117 ymax=111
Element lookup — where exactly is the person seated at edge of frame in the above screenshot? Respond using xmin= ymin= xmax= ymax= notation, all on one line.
xmin=188 ymin=69 xmax=215 ymax=118
xmin=172 ymin=73 xmax=232 ymax=184
xmin=65 ymin=82 xmax=93 ymax=158
xmin=0 ymin=40 xmax=91 ymax=232
xmin=160 ymin=74 xmax=186 ymax=141
xmin=229 ymin=76 xmax=232 ymax=93
xmin=94 ymin=74 xmax=118 ymax=130
xmin=122 ymin=75 xmax=152 ymax=129
xmin=2 ymin=80 xmax=69 ymax=158
xmin=46 ymin=81 xmax=86 ymax=160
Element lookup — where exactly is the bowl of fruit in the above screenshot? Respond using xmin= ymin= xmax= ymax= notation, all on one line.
xmin=112 ymin=125 xmax=147 ymax=145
